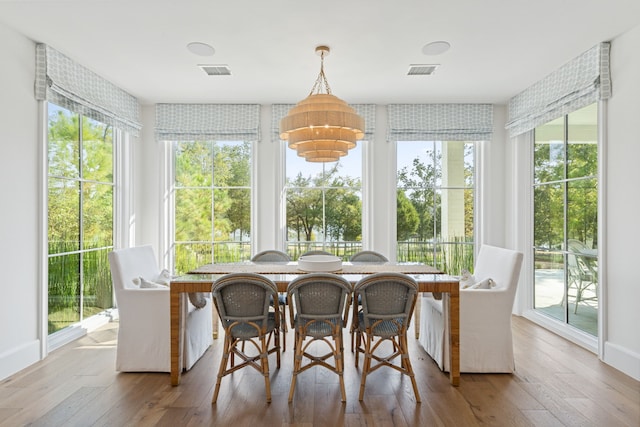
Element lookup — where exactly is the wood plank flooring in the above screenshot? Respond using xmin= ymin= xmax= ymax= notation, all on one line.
xmin=1 ymin=316 xmax=638 ymax=426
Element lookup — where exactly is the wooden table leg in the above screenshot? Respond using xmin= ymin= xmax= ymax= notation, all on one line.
xmin=414 ymin=296 xmax=421 ymax=339
xmin=170 ymin=287 xmax=182 ymax=386
xmin=449 ymin=288 xmax=460 ymax=386
xmin=212 ymin=299 xmax=219 ymax=339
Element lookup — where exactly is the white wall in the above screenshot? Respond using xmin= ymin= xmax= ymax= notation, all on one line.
xmin=136 ymin=105 xmax=162 ymax=253
xmin=480 ymin=105 xmax=508 ymax=248
xmin=254 ymin=105 xmax=281 ymax=252
xmin=0 ymin=24 xmax=42 ymax=379
xmin=603 ymin=23 xmax=640 ymax=379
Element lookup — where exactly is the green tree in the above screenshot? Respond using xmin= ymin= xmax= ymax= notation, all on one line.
xmin=533 ymin=142 xmax=565 ymax=249
xmin=221 ymin=142 xmax=251 ymax=240
xmin=174 ymin=140 xmax=251 ymax=244
xmin=48 ymin=108 xmax=114 ymax=252
xmin=175 ymin=141 xmax=212 ymax=186
xmin=567 ymin=142 xmax=598 ymax=244
xmin=325 ymin=176 xmax=362 ymax=241
xmin=81 ymin=117 xmax=113 ymax=249
xmin=397 ymin=153 xmax=440 ymax=240
xmin=287 ymin=173 xmax=323 ymax=241
xmin=396 ymin=189 xmax=419 ymax=240
xmin=286 ymin=163 xmax=362 ymax=243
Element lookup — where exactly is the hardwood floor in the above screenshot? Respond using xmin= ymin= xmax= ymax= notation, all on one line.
xmin=1 ymin=316 xmax=638 ymax=426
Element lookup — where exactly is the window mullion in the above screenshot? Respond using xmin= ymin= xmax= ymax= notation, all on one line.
xmin=211 ymin=141 xmax=216 ymax=262
xmin=78 ymin=115 xmax=85 ymax=323
xmin=563 ymin=115 xmax=569 ymax=323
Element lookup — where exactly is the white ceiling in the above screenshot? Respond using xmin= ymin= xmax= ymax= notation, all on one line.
xmin=1 ymin=0 xmax=639 ymax=106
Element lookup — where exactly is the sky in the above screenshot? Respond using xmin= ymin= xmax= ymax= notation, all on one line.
xmin=285 ymin=140 xmax=438 ymax=181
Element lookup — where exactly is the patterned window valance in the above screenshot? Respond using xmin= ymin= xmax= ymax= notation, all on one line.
xmin=506 ymin=42 xmax=611 ymax=137
xmin=271 ymin=103 xmax=376 ymax=143
xmin=155 ymin=104 xmax=261 ymax=141
xmin=387 ymin=104 xmax=493 ymax=142
xmin=35 ymin=44 xmax=142 ymax=136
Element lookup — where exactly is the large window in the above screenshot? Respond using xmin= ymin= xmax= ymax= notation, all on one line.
xmin=172 ymin=140 xmax=252 ymax=273
xmin=533 ymin=103 xmax=598 ymax=336
xmin=47 ymin=103 xmax=115 ymax=334
xmin=396 ymin=141 xmax=475 ymax=275
xmin=285 ymin=144 xmax=362 ymax=259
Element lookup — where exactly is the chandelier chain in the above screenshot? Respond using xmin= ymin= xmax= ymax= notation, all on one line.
xmin=309 ymin=50 xmax=332 ymax=96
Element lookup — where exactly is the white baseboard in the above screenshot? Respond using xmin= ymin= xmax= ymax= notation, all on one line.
xmin=523 ymin=310 xmax=640 ymax=381
xmin=604 ymin=341 xmax=640 ymax=381
xmin=0 ymin=339 xmax=41 ymax=382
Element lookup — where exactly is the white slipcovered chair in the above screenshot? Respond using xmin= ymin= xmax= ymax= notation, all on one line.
xmin=419 ymin=245 xmax=523 ymax=373
xmin=108 ymin=245 xmax=213 ymax=372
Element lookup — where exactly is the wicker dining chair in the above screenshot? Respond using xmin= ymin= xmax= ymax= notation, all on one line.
xmin=348 ymin=251 xmax=389 ymax=352
xmin=252 ymin=250 xmax=292 ymax=262
xmin=251 ymin=250 xmax=291 ymax=351
xmin=211 ymin=273 xmax=281 ymax=404
xmin=353 ymin=272 xmax=421 ymax=402
xmin=287 ymin=273 xmax=352 ymax=402
xmin=349 ymin=250 xmax=389 ymax=263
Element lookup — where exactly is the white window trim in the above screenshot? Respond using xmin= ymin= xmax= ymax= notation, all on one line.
xmin=38 ymin=101 xmax=48 ymax=359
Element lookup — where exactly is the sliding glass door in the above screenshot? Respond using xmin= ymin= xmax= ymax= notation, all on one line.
xmin=533 ymin=103 xmax=598 ymax=336
xmin=47 ymin=103 xmax=115 ymax=335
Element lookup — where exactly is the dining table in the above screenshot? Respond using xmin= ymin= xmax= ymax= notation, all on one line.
xmin=169 ymin=261 xmax=460 ymax=387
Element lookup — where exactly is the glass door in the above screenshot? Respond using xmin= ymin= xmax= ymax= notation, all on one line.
xmin=532 ymin=103 xmax=598 ymax=336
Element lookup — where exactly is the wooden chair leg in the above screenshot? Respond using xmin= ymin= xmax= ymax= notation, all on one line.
xmin=354 ymin=328 xmax=362 ymax=368
xmin=334 ymin=329 xmax=346 ymax=402
xmin=260 ymin=335 xmax=272 ymax=403
xmin=275 ymin=328 xmax=281 ymax=369
xmin=358 ymin=333 xmax=372 ymax=401
xmin=350 ymin=326 xmax=355 ymax=353
xmin=212 ymin=334 xmax=232 ymax=404
xmin=288 ymin=328 xmax=303 ymax=402
xmin=350 ymin=307 xmax=360 ymax=354
xmin=401 ymin=333 xmax=421 ymax=403
xmin=280 ymin=310 xmax=287 ymax=352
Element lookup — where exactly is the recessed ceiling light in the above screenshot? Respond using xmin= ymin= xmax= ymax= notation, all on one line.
xmin=187 ymin=42 xmax=215 ymax=56
xmin=422 ymin=41 xmax=451 ymax=56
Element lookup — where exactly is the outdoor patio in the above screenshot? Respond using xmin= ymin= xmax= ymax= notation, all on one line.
xmin=534 ymin=269 xmax=598 ymax=336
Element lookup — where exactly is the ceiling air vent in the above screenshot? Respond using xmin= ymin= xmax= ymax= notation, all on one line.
xmin=407 ymin=64 xmax=439 ymax=76
xmin=198 ymin=64 xmax=232 ymax=76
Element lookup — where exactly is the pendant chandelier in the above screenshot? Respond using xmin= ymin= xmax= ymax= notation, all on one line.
xmin=280 ymin=46 xmax=364 ymax=163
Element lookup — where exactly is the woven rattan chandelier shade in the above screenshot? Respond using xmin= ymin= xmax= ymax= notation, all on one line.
xmin=280 ymin=46 xmax=364 ymax=163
